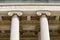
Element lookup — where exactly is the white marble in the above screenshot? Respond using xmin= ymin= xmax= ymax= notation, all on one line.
xmin=0 ymin=6 xmax=60 ymax=11
xmin=10 ymin=15 xmax=19 ymax=40
xmin=40 ymin=15 xmax=50 ymax=40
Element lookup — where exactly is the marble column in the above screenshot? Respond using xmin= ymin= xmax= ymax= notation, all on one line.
xmin=40 ymin=15 xmax=50 ymax=40
xmin=10 ymin=15 xmax=19 ymax=40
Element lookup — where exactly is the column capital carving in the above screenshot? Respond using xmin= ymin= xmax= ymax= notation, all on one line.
xmin=8 ymin=11 xmax=23 ymax=16
xmin=36 ymin=10 xmax=51 ymax=16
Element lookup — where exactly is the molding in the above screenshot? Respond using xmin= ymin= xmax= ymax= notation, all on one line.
xmin=0 ymin=3 xmax=60 ymax=6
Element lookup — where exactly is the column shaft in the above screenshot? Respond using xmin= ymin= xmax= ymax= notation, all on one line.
xmin=10 ymin=15 xmax=19 ymax=40
xmin=40 ymin=15 xmax=50 ymax=40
